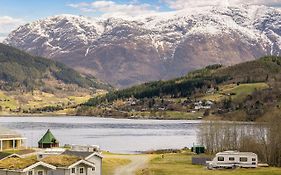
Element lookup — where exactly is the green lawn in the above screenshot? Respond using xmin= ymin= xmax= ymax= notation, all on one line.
xmin=202 ymin=83 xmax=269 ymax=102
xmin=0 ymin=90 xmax=92 ymax=115
xmin=0 ymin=91 xmax=18 ymax=110
xmin=137 ymin=152 xmax=281 ymax=175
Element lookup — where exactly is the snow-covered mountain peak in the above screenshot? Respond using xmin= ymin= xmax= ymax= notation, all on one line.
xmin=4 ymin=5 xmax=281 ymax=87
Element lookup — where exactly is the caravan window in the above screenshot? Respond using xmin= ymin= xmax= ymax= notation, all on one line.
xmin=229 ymin=157 xmax=235 ymax=161
xmin=240 ymin=157 xmax=248 ymax=162
xmin=218 ymin=157 xmax=224 ymax=161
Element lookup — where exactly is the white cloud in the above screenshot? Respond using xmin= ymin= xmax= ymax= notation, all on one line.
xmin=0 ymin=16 xmax=25 ymax=42
xmin=68 ymin=0 xmax=159 ymax=18
xmin=163 ymin=0 xmax=281 ymax=9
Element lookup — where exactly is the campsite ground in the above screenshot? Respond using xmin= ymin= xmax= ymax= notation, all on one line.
xmin=102 ymin=151 xmax=281 ymax=175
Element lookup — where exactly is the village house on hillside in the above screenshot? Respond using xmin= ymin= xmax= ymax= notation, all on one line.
xmin=0 ymin=127 xmax=26 ymax=151
xmin=38 ymin=129 xmax=59 ymax=149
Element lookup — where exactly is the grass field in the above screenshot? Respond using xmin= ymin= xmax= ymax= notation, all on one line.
xmin=202 ymin=83 xmax=269 ymax=102
xmin=0 ymin=91 xmax=18 ymax=110
xmin=0 ymin=90 xmax=92 ymax=114
xmin=137 ymin=152 xmax=281 ymax=175
xmin=102 ymin=154 xmax=131 ymax=175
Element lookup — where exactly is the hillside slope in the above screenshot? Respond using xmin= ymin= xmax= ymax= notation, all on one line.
xmin=0 ymin=43 xmax=109 ymax=91
xmin=4 ymin=5 xmax=281 ymax=88
xmin=85 ymin=56 xmax=280 ymax=105
xmin=0 ymin=43 xmax=111 ymax=115
xmin=81 ymin=56 xmax=281 ymax=121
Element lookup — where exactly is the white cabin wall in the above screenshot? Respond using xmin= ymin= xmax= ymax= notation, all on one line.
xmin=86 ymin=156 xmax=102 ymax=175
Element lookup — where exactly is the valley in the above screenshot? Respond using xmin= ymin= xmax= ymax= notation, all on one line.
xmin=1 ymin=1 xmax=281 ymax=175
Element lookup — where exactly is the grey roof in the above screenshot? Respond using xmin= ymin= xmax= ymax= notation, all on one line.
xmin=62 ymin=150 xmax=93 ymax=159
xmin=0 ymin=126 xmax=22 ymax=139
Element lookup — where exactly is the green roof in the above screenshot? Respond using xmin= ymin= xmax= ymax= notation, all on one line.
xmin=38 ymin=129 xmax=59 ymax=144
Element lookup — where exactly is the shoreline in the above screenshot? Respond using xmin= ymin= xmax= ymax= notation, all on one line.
xmin=0 ymin=113 xmax=203 ymax=120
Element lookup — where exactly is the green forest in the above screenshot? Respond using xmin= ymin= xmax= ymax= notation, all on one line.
xmin=0 ymin=43 xmax=110 ymax=91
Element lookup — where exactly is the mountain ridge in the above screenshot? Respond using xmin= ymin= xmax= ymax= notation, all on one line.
xmin=4 ymin=5 xmax=281 ymax=88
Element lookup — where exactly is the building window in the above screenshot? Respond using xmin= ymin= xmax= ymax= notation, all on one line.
xmin=252 ymin=158 xmax=256 ymax=161
xmin=79 ymin=167 xmax=84 ymax=174
xmin=92 ymin=167 xmax=95 ymax=171
xmin=229 ymin=157 xmax=235 ymax=161
xmin=218 ymin=157 xmax=224 ymax=161
xmin=28 ymin=171 xmax=33 ymax=175
xmin=37 ymin=171 xmax=43 ymax=175
xmin=240 ymin=157 xmax=248 ymax=162
xmin=72 ymin=168 xmax=76 ymax=173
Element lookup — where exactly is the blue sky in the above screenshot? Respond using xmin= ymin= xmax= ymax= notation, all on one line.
xmin=0 ymin=0 xmax=280 ymax=41
xmin=0 ymin=0 xmax=170 ymax=21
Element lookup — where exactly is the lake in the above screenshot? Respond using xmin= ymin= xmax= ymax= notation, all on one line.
xmin=0 ymin=117 xmax=200 ymax=153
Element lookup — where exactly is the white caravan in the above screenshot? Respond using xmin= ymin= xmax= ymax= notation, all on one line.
xmin=207 ymin=151 xmax=258 ymax=169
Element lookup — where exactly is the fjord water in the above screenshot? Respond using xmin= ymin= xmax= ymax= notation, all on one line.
xmin=0 ymin=117 xmax=200 ymax=153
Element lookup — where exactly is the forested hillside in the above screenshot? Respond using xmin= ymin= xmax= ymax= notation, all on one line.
xmin=81 ymin=56 xmax=281 ymax=121
xmin=85 ymin=56 xmax=281 ymax=106
xmin=0 ymin=43 xmax=110 ymax=91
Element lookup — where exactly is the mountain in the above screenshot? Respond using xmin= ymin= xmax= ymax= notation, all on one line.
xmin=0 ymin=43 xmax=109 ymax=92
xmin=4 ymin=5 xmax=281 ymax=88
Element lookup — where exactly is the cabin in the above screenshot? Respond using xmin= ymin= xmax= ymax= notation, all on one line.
xmin=62 ymin=150 xmax=103 ymax=175
xmin=38 ymin=129 xmax=59 ymax=149
xmin=36 ymin=145 xmax=103 ymax=175
xmin=0 ymin=155 xmax=97 ymax=175
xmin=43 ymin=155 xmax=97 ymax=175
xmin=0 ymin=127 xmax=26 ymax=151
xmin=207 ymin=151 xmax=258 ymax=169
xmin=0 ymin=157 xmax=56 ymax=175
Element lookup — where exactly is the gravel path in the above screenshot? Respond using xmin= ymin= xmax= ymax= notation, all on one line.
xmin=105 ymin=154 xmax=150 ymax=175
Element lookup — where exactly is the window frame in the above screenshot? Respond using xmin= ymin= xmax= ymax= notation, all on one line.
xmin=27 ymin=170 xmax=33 ymax=175
xmin=71 ymin=168 xmax=76 ymax=174
xmin=240 ymin=157 xmax=248 ymax=162
xmin=218 ymin=156 xmax=224 ymax=161
xmin=79 ymin=167 xmax=84 ymax=174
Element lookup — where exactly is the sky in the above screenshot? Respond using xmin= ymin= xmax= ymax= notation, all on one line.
xmin=0 ymin=0 xmax=281 ymax=41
